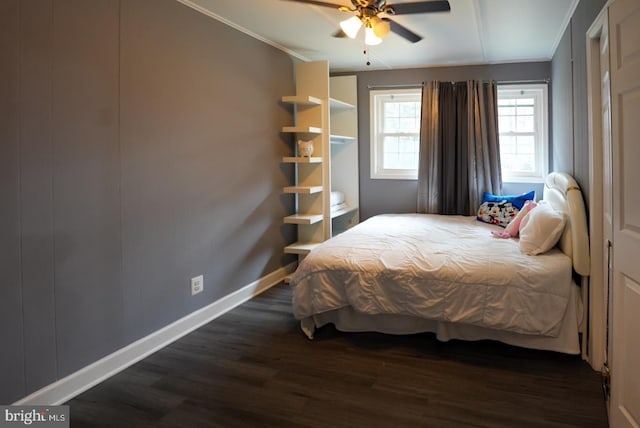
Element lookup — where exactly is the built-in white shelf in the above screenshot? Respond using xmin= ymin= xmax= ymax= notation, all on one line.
xmin=282 ymin=156 xmax=323 ymax=164
xmin=284 ymin=213 xmax=324 ymax=225
xmin=330 ymin=97 xmax=355 ymax=110
xmin=330 ymin=205 xmax=358 ymax=219
xmin=284 ymin=242 xmax=323 ymax=255
xmin=282 ymin=95 xmax=322 ymax=105
xmin=283 ymin=185 xmax=323 ymax=194
xmin=330 ymin=134 xmax=356 ymax=144
xmin=329 ymin=74 xmax=359 ymax=238
xmin=281 ymin=67 xmax=358 ymax=261
xmin=282 ymin=125 xmax=322 ymax=134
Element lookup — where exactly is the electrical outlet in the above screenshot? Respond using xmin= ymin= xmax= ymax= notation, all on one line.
xmin=191 ymin=275 xmax=204 ymax=296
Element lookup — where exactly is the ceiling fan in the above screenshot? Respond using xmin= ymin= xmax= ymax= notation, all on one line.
xmin=284 ymin=0 xmax=451 ymax=45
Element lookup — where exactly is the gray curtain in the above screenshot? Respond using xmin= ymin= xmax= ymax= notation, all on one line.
xmin=417 ymin=80 xmax=502 ymax=215
xmin=416 ymin=81 xmax=441 ymax=213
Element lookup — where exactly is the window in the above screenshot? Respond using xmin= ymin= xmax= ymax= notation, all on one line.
xmin=370 ymin=88 xmax=422 ymax=179
xmin=497 ymin=84 xmax=549 ymax=183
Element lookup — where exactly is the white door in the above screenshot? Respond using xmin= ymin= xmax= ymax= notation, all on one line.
xmin=600 ymin=15 xmax=614 ymax=401
xmin=587 ymin=6 xmax=610 ymax=374
xmin=609 ymin=0 xmax=640 ymax=426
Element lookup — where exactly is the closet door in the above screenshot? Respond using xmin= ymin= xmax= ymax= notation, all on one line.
xmin=609 ymin=0 xmax=640 ymax=426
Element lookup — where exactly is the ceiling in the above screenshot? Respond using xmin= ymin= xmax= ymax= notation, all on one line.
xmin=178 ymin=0 xmax=578 ymax=72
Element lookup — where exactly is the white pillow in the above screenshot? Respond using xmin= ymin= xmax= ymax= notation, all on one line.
xmin=519 ymin=201 xmax=566 ymax=255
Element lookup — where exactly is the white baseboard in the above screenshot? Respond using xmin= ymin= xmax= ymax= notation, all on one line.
xmin=14 ymin=262 xmax=296 ymax=406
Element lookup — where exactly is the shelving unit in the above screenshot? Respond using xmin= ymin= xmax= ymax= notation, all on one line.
xmin=282 ymin=156 xmax=323 ymax=164
xmin=283 ymin=242 xmax=323 ymax=255
xmin=280 ymin=61 xmax=329 ymax=257
xmin=281 ymin=125 xmax=322 ymax=134
xmin=329 ymin=75 xmax=359 ymax=237
xmin=283 ymin=213 xmax=324 ymax=225
xmin=330 ymin=98 xmax=354 ymax=110
xmin=281 ymin=62 xmax=359 ymax=261
xmin=281 ymin=95 xmax=322 ymax=105
xmin=283 ymin=185 xmax=323 ymax=194
xmin=330 ymin=205 xmax=358 ymax=219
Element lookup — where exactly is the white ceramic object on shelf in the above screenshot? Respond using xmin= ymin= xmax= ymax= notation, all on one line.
xmin=297 ymin=140 xmax=314 ymax=157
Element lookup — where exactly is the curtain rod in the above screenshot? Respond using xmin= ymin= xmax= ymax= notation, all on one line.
xmin=368 ymin=79 xmax=549 ymax=90
xmin=498 ymin=78 xmax=550 ymax=85
xmin=367 ymin=83 xmax=424 ymax=89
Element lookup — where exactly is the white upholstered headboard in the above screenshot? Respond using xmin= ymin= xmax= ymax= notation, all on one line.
xmin=543 ymin=172 xmax=590 ymax=276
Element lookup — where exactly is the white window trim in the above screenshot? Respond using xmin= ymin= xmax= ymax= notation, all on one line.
xmin=498 ymin=83 xmax=549 ymax=184
xmin=370 ymin=88 xmax=421 ymax=180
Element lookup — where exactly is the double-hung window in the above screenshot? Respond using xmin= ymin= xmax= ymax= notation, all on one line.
xmin=370 ymin=88 xmax=422 ymax=179
xmin=370 ymin=84 xmax=548 ymax=182
xmin=497 ymin=84 xmax=549 ymax=183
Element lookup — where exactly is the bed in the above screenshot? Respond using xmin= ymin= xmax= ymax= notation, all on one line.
xmin=289 ymin=172 xmax=590 ymax=355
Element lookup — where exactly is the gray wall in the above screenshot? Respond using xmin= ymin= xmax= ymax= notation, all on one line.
xmin=352 ymin=62 xmax=550 ymax=220
xmin=0 ymin=0 xmax=295 ymax=403
xmin=551 ymin=0 xmax=607 ymax=204
xmin=551 ymin=28 xmax=574 ymax=177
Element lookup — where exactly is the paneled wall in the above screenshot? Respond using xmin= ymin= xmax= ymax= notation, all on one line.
xmin=0 ymin=0 xmax=295 ymax=403
xmin=551 ymin=0 xmax=608 ymax=203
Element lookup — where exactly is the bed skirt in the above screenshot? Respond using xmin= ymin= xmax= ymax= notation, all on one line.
xmin=300 ymin=282 xmax=583 ymax=355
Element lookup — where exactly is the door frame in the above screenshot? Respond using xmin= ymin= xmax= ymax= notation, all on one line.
xmin=586 ymin=5 xmax=610 ymax=372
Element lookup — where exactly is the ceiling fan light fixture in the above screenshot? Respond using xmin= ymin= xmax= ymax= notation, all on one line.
xmin=371 ymin=16 xmax=391 ymax=38
xmin=364 ymin=26 xmax=383 ymax=45
xmin=340 ymin=16 xmax=362 ymax=39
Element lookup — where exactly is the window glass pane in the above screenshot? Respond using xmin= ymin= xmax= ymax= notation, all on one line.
xmin=516 ymin=157 xmax=535 ymax=172
xmin=398 ymin=136 xmax=416 ymax=153
xmin=383 ymin=152 xmax=399 ymax=169
xmin=498 ymin=115 xmax=516 ymax=132
xmin=399 ymin=117 xmax=418 ymax=132
xmin=383 ymin=136 xmax=398 ymax=154
xmin=382 ymin=135 xmax=419 ymax=170
xmin=517 ymin=106 xmax=534 ymax=115
xmin=499 ymin=135 xmax=516 ymax=154
xmin=384 ymin=102 xmax=399 ymax=117
xmin=498 ymin=106 xmax=516 ymax=116
xmin=399 ymin=102 xmax=418 ymax=117
xmin=516 ymin=136 xmax=535 ymax=153
xmin=516 ymin=115 xmax=534 ymax=132
xmin=384 ymin=117 xmax=399 ymax=132
xmin=398 ymin=153 xmax=418 ymax=170
xmin=516 ymin=98 xmax=535 ymax=105
xmin=513 ymin=136 xmax=535 ymax=171
xmin=501 ymin=154 xmax=516 ymax=171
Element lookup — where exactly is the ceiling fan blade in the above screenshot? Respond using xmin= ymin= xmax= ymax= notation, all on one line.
xmin=390 ymin=0 xmax=450 ymax=15
xmin=332 ymin=29 xmax=348 ymax=38
xmin=281 ymin=0 xmax=344 ymax=9
xmin=384 ymin=18 xmax=423 ymax=43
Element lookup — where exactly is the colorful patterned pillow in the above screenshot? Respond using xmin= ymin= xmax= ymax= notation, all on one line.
xmin=477 ymin=190 xmax=536 ymax=228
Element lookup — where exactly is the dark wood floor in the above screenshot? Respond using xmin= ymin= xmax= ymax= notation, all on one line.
xmin=67 ymin=283 xmax=609 ymax=428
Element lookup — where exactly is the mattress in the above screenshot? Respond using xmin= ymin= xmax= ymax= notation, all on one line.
xmin=290 ymin=214 xmax=575 ymax=337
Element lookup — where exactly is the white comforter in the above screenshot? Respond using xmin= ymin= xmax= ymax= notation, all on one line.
xmin=290 ymin=214 xmax=574 ymax=337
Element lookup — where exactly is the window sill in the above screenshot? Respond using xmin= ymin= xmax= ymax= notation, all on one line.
xmin=370 ymin=175 xmax=418 ymax=180
xmin=502 ymin=176 xmax=546 ymax=184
